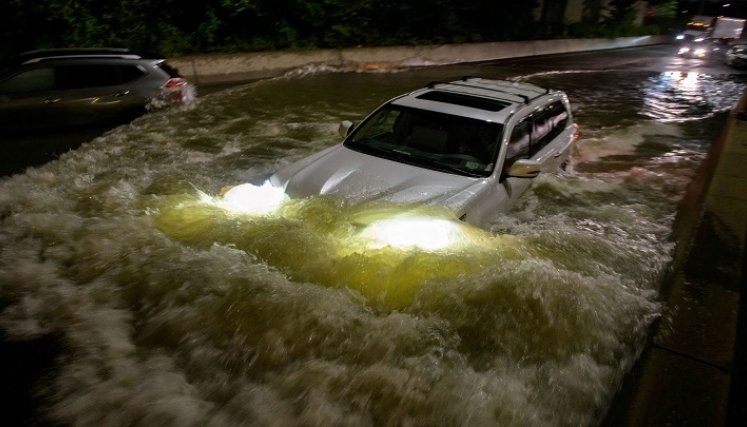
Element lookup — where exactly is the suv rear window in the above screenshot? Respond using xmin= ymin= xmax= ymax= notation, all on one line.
xmin=118 ymin=65 xmax=146 ymax=83
xmin=156 ymin=61 xmax=181 ymax=78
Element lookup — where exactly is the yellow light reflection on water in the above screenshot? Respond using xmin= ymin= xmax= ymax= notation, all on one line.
xmin=154 ymin=194 xmax=518 ymax=308
xmin=359 ymin=216 xmax=470 ymax=251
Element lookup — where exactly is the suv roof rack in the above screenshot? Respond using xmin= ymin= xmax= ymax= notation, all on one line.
xmin=18 ymin=48 xmax=141 ymax=64
xmin=426 ymin=77 xmax=551 ymax=104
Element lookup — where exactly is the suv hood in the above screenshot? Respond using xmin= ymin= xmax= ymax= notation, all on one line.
xmin=270 ymin=145 xmax=487 ymax=213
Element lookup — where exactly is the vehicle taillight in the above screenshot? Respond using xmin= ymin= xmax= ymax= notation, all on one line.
xmin=161 ymin=78 xmax=188 ymax=104
xmin=164 ymin=78 xmax=186 ymax=89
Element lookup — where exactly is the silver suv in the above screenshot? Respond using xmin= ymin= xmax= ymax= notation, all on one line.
xmin=270 ymin=77 xmax=578 ymax=228
xmin=0 ymin=48 xmax=193 ymax=132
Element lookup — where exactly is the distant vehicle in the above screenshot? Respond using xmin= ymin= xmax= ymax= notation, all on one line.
xmin=675 ymin=15 xmax=714 ymax=42
xmin=269 ymin=78 xmax=578 ymax=229
xmin=726 ymin=41 xmax=747 ymax=68
xmin=0 ymin=48 xmax=194 ymax=133
xmin=676 ymin=37 xmax=721 ymax=59
xmin=675 ymin=16 xmax=745 ymax=43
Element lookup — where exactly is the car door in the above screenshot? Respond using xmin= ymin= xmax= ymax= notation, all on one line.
xmin=501 ymin=115 xmax=536 ymax=200
xmin=55 ymin=64 xmax=146 ymax=126
xmin=462 ymin=117 xmax=533 ymax=227
xmin=468 ymin=107 xmax=565 ymax=226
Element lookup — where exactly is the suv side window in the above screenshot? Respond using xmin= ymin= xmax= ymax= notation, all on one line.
xmin=529 ymin=101 xmax=569 ymax=156
xmin=0 ymin=68 xmax=55 ymax=93
xmin=503 ymin=100 xmax=570 ymax=175
xmin=505 ymin=118 xmax=531 ymax=168
xmin=156 ymin=62 xmax=181 ymax=78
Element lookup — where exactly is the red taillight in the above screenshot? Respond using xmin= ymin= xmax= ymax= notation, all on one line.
xmin=160 ymin=78 xmax=189 ymax=104
xmin=164 ymin=78 xmax=186 ymax=89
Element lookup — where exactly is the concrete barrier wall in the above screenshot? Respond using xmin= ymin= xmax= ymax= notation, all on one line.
xmin=169 ymin=35 xmax=671 ymax=85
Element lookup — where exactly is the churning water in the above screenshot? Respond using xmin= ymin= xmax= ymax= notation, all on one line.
xmin=0 ymin=66 xmax=742 ymax=426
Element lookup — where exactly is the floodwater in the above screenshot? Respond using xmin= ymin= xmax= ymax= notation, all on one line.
xmin=0 ymin=56 xmax=743 ymax=426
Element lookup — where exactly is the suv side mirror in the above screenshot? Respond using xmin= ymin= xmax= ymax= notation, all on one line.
xmin=339 ymin=120 xmax=355 ymax=138
xmin=507 ymin=159 xmax=541 ymax=178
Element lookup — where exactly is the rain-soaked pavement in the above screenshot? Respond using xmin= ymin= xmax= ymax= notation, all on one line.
xmin=1 ymin=44 xmax=745 ymax=426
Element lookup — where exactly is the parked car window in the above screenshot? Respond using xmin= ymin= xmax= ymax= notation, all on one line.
xmin=0 ymin=67 xmax=55 ymax=93
xmin=58 ymin=65 xmax=120 ymax=89
xmin=117 ymin=65 xmax=146 ymax=83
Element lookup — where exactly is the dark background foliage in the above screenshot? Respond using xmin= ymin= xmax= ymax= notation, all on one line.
xmin=0 ymin=0 xmax=681 ymax=67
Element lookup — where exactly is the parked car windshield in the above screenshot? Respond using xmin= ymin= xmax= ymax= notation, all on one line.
xmin=344 ymin=105 xmax=503 ymax=178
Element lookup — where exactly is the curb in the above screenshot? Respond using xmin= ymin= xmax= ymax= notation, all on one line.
xmin=603 ymin=88 xmax=747 ymax=426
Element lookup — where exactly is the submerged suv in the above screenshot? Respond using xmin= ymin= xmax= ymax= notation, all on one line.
xmin=0 ymin=48 xmax=193 ymax=132
xmin=270 ymin=77 xmax=578 ymax=228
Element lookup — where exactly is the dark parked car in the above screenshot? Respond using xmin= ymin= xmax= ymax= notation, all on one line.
xmin=0 ymin=48 xmax=194 ymax=132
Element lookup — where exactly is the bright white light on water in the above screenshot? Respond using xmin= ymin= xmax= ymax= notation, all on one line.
xmin=359 ymin=216 xmax=466 ymax=251
xmin=213 ymin=182 xmax=288 ymax=215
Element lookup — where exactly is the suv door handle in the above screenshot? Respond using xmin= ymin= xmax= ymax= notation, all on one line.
xmin=114 ymin=90 xmax=130 ymax=97
xmin=43 ymin=97 xmax=61 ymax=104
xmin=553 ymin=152 xmax=563 ymax=158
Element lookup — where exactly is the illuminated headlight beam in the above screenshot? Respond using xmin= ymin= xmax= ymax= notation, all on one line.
xmin=202 ymin=182 xmax=289 ymax=215
xmin=359 ymin=216 xmax=467 ymax=251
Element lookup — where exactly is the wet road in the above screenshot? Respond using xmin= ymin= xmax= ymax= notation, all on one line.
xmin=1 ymin=44 xmax=745 ymax=426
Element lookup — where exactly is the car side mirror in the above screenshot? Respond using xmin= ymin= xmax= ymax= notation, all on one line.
xmin=338 ymin=120 xmax=355 ymax=138
xmin=507 ymin=159 xmax=541 ymax=178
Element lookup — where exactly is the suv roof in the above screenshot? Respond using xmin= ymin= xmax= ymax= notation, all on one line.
xmin=15 ymin=47 xmax=167 ymax=65
xmin=392 ymin=77 xmax=559 ymax=123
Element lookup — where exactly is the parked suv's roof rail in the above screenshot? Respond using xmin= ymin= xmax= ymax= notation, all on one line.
xmin=427 ymin=80 xmax=529 ymax=104
xmin=425 ymin=78 xmax=551 ymax=105
xmin=457 ymin=77 xmax=551 ymax=103
xmin=18 ymin=48 xmax=142 ymax=64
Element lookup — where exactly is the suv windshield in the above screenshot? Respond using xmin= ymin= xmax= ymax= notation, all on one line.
xmin=344 ymin=105 xmax=503 ymax=178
